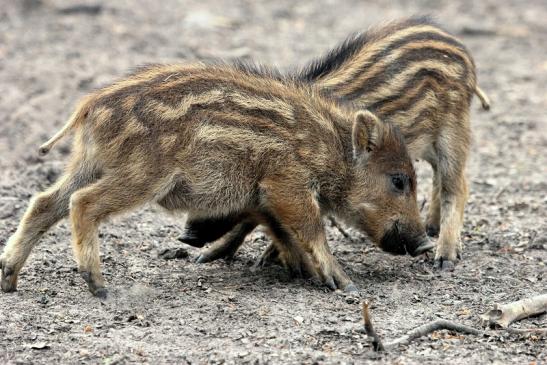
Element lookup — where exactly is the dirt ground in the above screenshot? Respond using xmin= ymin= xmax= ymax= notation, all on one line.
xmin=0 ymin=0 xmax=546 ymax=364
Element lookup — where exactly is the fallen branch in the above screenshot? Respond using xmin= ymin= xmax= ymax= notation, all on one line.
xmin=361 ymin=295 xmax=547 ymax=352
xmin=362 ymin=301 xmax=385 ymax=351
xmin=505 ymin=327 xmax=547 ymax=336
xmin=480 ymin=294 xmax=547 ymax=328
xmin=384 ymin=319 xmax=481 ymax=349
xmin=362 ymin=302 xmax=481 ymax=351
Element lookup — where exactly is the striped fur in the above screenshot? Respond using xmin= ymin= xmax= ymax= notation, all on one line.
xmin=299 ymin=16 xmax=489 ymax=266
xmin=1 ymin=62 xmax=428 ymax=295
xmin=191 ymin=17 xmax=490 ymax=268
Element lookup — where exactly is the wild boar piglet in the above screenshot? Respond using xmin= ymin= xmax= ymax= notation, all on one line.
xmin=0 ymin=62 xmax=428 ymax=297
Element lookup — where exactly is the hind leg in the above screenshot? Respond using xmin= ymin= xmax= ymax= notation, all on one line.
xmin=69 ymin=176 xmax=155 ymax=297
xmin=435 ymin=173 xmax=467 ymax=269
xmin=178 ymin=215 xmax=241 ymax=248
xmin=425 ymin=162 xmax=441 ymax=237
xmin=195 ymin=219 xmax=258 ymax=263
xmin=1 ymin=162 xmax=97 ymax=292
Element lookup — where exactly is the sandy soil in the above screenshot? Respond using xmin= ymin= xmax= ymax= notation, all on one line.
xmin=0 ymin=0 xmax=546 ymax=364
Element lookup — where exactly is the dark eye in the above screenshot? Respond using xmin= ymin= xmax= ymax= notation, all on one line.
xmin=390 ymin=174 xmax=408 ymax=193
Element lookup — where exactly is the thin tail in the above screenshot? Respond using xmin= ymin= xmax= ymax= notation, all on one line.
xmin=474 ymin=86 xmax=490 ymax=111
xmin=38 ymin=95 xmax=93 ymax=156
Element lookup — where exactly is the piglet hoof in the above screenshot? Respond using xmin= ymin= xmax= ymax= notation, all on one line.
xmin=195 ymin=254 xmax=209 ymax=264
xmin=195 ymin=252 xmax=223 ymax=264
xmin=0 ymin=260 xmax=17 ymax=293
xmin=94 ymin=287 xmax=108 ymax=300
xmin=80 ymin=271 xmax=107 ymax=299
xmin=324 ymin=276 xmax=337 ymax=291
xmin=411 ymin=239 xmax=436 ymax=257
xmin=194 ymin=248 xmax=232 ymax=264
xmin=343 ymin=282 xmax=359 ymax=293
xmin=177 ymin=232 xmax=206 ymax=248
xmin=434 ymin=257 xmax=456 ymax=271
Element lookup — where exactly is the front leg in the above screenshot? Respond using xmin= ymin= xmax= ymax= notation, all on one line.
xmin=434 ymin=134 xmax=469 ymax=269
xmin=260 ymin=178 xmax=357 ymax=292
xmin=298 ymin=228 xmax=357 ymax=292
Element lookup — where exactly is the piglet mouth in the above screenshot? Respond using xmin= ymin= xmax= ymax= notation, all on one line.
xmin=380 ymin=225 xmax=435 ymax=256
xmin=379 ymin=227 xmax=407 ymax=255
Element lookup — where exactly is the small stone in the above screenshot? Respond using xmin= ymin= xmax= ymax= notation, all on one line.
xmin=30 ymin=342 xmax=50 ymax=350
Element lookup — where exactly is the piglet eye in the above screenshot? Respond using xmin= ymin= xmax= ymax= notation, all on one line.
xmin=391 ymin=174 xmax=407 ymax=192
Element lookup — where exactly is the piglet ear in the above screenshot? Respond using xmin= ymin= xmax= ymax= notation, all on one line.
xmin=352 ymin=110 xmax=382 ymax=160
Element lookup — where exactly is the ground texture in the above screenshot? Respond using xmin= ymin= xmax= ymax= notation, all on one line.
xmin=0 ymin=0 xmax=546 ymax=364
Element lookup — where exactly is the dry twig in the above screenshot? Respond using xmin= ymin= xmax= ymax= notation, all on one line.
xmin=505 ymin=327 xmax=547 ymax=335
xmin=328 ymin=216 xmax=356 ymax=243
xmin=480 ymin=294 xmax=547 ymax=328
xmin=361 ymin=295 xmax=547 ymax=352
xmin=362 ymin=302 xmax=481 ymax=352
xmin=384 ymin=319 xmax=481 ymax=349
xmin=362 ymin=301 xmax=385 ymax=351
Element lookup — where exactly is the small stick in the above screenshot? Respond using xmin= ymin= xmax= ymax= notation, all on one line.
xmin=505 ymin=327 xmax=547 ymax=336
xmin=328 ymin=216 xmax=355 ymax=243
xmin=420 ymin=198 xmax=427 ymax=212
xmin=362 ymin=301 xmax=385 ymax=351
xmin=528 ymin=230 xmax=538 ymax=246
xmin=480 ymin=294 xmax=547 ymax=328
xmin=384 ymin=319 xmax=481 ymax=349
xmin=361 ymin=295 xmax=547 ymax=352
xmin=493 ymin=183 xmax=508 ymax=200
xmin=361 ymin=304 xmax=481 ymax=352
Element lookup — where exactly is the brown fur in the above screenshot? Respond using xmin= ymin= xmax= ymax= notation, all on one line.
xmin=192 ymin=17 xmax=490 ymax=268
xmin=1 ymin=62 xmax=426 ymax=295
xmin=307 ymin=17 xmax=487 ymax=266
